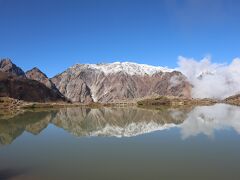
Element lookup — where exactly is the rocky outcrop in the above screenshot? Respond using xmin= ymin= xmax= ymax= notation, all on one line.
xmin=0 ymin=58 xmax=26 ymax=77
xmin=0 ymin=59 xmax=66 ymax=102
xmin=26 ymin=67 xmax=65 ymax=99
xmin=0 ymin=71 xmax=66 ymax=102
xmin=26 ymin=67 xmax=56 ymax=89
xmin=52 ymin=74 xmax=93 ymax=103
xmin=51 ymin=62 xmax=192 ymax=103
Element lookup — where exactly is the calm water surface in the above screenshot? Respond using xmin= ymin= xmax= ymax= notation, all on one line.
xmin=0 ymin=104 xmax=240 ymax=180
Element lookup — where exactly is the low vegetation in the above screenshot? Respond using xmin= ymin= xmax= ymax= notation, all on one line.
xmin=137 ymin=96 xmax=218 ymax=108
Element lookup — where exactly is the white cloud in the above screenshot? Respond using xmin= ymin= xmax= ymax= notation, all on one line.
xmin=177 ymin=56 xmax=240 ymax=99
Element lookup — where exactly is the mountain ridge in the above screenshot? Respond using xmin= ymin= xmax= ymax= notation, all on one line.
xmin=68 ymin=62 xmax=174 ymax=76
xmin=51 ymin=62 xmax=191 ymax=103
xmin=0 ymin=59 xmax=66 ymax=102
xmin=1 ymin=58 xmax=240 ymax=105
xmin=26 ymin=67 xmax=65 ymax=99
xmin=0 ymin=58 xmax=192 ymax=103
xmin=0 ymin=58 xmax=26 ymax=77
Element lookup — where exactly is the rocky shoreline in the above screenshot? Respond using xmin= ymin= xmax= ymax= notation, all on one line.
xmin=1 ymin=95 xmax=240 ymax=120
xmin=1 ymin=95 xmax=239 ymax=113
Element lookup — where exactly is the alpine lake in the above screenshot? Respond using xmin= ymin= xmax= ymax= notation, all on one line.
xmin=0 ymin=104 xmax=240 ymax=180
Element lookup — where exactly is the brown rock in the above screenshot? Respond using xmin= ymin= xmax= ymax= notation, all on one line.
xmin=0 ymin=58 xmax=26 ymax=77
xmin=26 ymin=67 xmax=55 ymax=89
xmin=26 ymin=67 xmax=65 ymax=99
xmin=0 ymin=71 xmax=65 ymax=102
xmin=52 ymin=73 xmax=93 ymax=103
xmin=51 ymin=63 xmax=192 ymax=103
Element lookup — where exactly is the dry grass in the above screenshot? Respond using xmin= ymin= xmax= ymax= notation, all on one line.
xmin=137 ymin=96 xmax=218 ymax=108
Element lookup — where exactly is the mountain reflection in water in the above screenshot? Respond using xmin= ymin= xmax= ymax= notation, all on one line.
xmin=0 ymin=104 xmax=240 ymax=145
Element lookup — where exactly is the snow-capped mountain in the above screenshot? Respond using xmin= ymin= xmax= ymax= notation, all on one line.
xmin=71 ymin=62 xmax=173 ymax=76
xmin=51 ymin=62 xmax=191 ymax=103
xmin=197 ymin=70 xmax=215 ymax=80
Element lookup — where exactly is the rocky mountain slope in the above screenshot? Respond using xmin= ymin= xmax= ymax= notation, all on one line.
xmin=0 ymin=59 xmax=192 ymax=103
xmin=0 ymin=59 xmax=66 ymax=102
xmin=51 ymin=62 xmax=192 ymax=103
xmin=26 ymin=67 xmax=57 ymax=89
xmin=0 ymin=71 xmax=65 ymax=102
xmin=26 ymin=67 xmax=65 ymax=99
xmin=0 ymin=58 xmax=26 ymax=77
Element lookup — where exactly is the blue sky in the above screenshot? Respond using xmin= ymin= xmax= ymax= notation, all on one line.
xmin=0 ymin=0 xmax=240 ymax=77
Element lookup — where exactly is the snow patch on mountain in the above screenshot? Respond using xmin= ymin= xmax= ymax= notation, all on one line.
xmin=71 ymin=62 xmax=173 ymax=76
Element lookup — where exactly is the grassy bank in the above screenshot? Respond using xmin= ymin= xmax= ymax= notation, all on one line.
xmin=137 ymin=96 xmax=218 ymax=108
